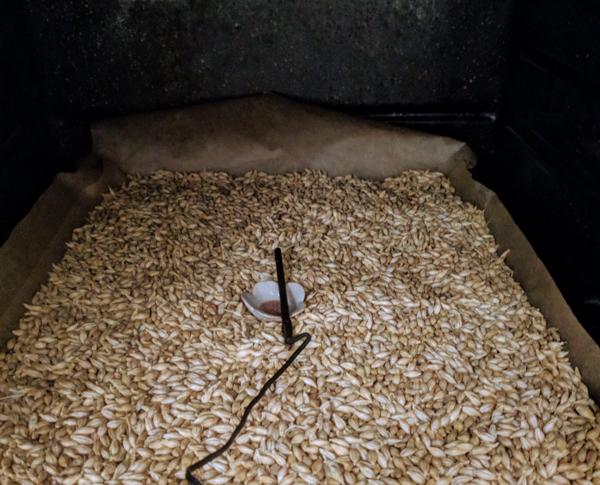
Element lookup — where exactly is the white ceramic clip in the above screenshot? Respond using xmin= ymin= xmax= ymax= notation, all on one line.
xmin=241 ymin=281 xmax=305 ymax=321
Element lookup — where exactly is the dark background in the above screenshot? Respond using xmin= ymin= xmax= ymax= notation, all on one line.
xmin=1 ymin=0 xmax=599 ymax=343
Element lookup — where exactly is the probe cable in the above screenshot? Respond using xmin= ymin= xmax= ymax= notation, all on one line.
xmin=186 ymin=249 xmax=310 ymax=484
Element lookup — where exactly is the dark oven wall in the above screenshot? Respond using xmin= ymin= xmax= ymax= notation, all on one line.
xmin=477 ymin=0 xmax=600 ymax=343
xmin=0 ymin=1 xmax=87 ymax=244
xmin=25 ymin=0 xmax=512 ymax=157
xmin=27 ymin=0 xmax=512 ymax=112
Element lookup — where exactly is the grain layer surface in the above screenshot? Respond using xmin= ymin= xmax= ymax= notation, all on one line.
xmin=1 ymin=170 xmax=598 ymax=484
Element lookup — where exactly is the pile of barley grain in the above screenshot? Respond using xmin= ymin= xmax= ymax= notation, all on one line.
xmin=0 ymin=170 xmax=598 ymax=485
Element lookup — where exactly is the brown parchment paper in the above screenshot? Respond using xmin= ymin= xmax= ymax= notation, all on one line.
xmin=1 ymin=95 xmax=599 ymax=401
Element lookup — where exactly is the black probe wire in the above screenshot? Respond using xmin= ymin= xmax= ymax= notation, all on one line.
xmin=186 ymin=249 xmax=311 ymax=485
xmin=185 ymin=333 xmax=311 ymax=484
